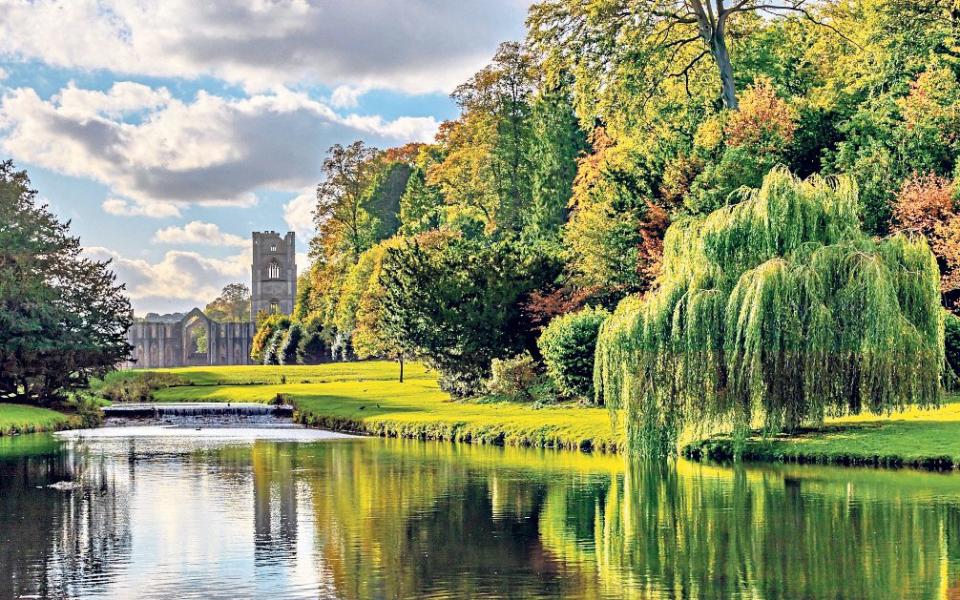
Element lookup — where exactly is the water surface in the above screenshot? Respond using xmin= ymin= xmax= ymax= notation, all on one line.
xmin=2 ymin=428 xmax=960 ymax=599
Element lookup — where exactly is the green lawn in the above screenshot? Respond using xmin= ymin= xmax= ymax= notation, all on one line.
xmin=148 ymin=361 xmax=621 ymax=452
xmin=685 ymin=396 xmax=960 ymax=469
xmin=0 ymin=403 xmax=77 ymax=436
xmin=140 ymin=361 xmax=960 ymax=467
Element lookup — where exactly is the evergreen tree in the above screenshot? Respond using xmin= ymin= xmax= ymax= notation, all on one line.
xmin=0 ymin=161 xmax=132 ymax=405
xmin=279 ymin=323 xmax=303 ymax=365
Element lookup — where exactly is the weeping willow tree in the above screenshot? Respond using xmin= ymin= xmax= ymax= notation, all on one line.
xmin=595 ymin=168 xmax=944 ymax=455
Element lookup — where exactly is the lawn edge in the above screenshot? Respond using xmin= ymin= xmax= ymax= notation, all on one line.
xmin=682 ymin=438 xmax=957 ymax=471
xmin=292 ymin=405 xmax=621 ymax=454
xmin=0 ymin=404 xmax=86 ymax=437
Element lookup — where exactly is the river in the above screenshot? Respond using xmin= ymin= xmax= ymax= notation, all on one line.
xmin=1 ymin=427 xmax=959 ymax=599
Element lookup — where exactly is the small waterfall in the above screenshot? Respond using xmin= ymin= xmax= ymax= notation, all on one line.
xmin=154 ymin=404 xmax=290 ymax=417
xmin=103 ymin=403 xmax=295 ymax=427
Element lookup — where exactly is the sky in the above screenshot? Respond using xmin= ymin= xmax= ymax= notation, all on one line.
xmin=0 ymin=0 xmax=529 ymax=315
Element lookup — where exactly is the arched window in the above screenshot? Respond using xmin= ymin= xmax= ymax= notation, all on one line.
xmin=269 ymin=299 xmax=280 ymax=314
xmin=268 ymin=261 xmax=280 ymax=279
xmin=270 ymin=244 xmax=278 ymax=252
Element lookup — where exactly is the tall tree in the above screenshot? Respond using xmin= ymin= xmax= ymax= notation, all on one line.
xmin=313 ymin=141 xmax=382 ymax=261
xmin=529 ymin=0 xmax=835 ymax=110
xmin=399 ymin=145 xmax=446 ymax=235
xmin=0 ymin=161 xmax=132 ymax=405
xmin=204 ymin=283 xmax=251 ymax=322
xmin=429 ymin=42 xmax=539 ymax=234
xmin=525 ymin=76 xmax=588 ymax=239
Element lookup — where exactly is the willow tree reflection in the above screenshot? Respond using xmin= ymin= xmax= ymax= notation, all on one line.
xmin=282 ymin=439 xmax=960 ymax=599
xmin=539 ymin=460 xmax=960 ymax=599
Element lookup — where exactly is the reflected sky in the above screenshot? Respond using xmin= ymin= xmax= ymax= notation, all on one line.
xmin=2 ymin=429 xmax=960 ymax=599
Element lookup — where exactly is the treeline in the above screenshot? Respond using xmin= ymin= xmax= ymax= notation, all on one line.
xmin=259 ymin=0 xmax=960 ymax=411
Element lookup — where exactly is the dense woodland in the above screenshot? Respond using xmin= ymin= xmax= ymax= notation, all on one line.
xmin=251 ymin=0 xmax=960 ymax=452
xmin=6 ymin=0 xmax=960 ymax=453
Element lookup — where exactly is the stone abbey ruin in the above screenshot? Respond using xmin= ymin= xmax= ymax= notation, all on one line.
xmin=124 ymin=231 xmax=296 ymax=368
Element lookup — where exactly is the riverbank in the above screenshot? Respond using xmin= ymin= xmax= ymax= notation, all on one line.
xmin=684 ymin=396 xmax=960 ymax=470
xmin=130 ymin=362 xmax=960 ymax=468
xmin=146 ymin=362 xmax=621 ymax=453
xmin=0 ymin=403 xmax=80 ymax=436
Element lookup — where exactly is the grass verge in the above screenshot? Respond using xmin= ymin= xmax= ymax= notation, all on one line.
xmin=684 ymin=397 xmax=960 ymax=470
xmin=147 ymin=362 xmax=620 ymax=453
xmin=0 ymin=403 xmax=80 ymax=436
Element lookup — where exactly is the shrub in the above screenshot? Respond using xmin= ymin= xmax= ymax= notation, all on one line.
xmin=263 ymin=329 xmax=285 ymax=365
xmin=486 ymin=353 xmax=540 ymax=402
xmin=279 ymin=323 xmax=303 ymax=365
xmin=538 ymin=306 xmax=610 ymax=401
xmin=946 ymin=312 xmax=960 ymax=387
xmin=93 ymin=371 xmax=188 ymax=403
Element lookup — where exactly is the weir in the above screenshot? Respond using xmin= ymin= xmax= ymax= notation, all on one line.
xmin=102 ymin=403 xmax=295 ymax=424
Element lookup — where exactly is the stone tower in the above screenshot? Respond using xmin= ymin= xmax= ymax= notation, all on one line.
xmin=251 ymin=231 xmax=297 ymax=319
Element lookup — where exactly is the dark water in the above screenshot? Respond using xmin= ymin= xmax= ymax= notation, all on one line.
xmin=2 ymin=428 xmax=960 ymax=599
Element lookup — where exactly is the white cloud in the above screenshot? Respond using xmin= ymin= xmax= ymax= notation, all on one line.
xmin=0 ymin=82 xmax=439 ymax=215
xmin=330 ymin=85 xmax=370 ymax=109
xmin=343 ymin=114 xmax=440 ymax=143
xmin=283 ymin=189 xmax=316 ymax=242
xmin=0 ymin=67 xmax=7 ymax=81
xmin=86 ymin=245 xmax=251 ymax=311
xmin=0 ymin=0 xmax=529 ymax=95
xmin=56 ymin=81 xmax=172 ymax=118
xmin=102 ymin=197 xmax=181 ymax=218
xmin=153 ymin=221 xmax=247 ymax=247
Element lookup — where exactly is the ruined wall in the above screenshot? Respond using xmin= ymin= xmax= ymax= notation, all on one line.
xmin=124 ymin=309 xmax=256 ymax=369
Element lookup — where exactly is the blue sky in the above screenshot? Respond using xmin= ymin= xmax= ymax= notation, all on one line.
xmin=0 ymin=0 xmax=528 ymax=314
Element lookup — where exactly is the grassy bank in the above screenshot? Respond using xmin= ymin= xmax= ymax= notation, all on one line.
xmin=684 ymin=397 xmax=960 ymax=470
xmin=135 ymin=361 xmax=960 ymax=468
xmin=147 ymin=362 xmax=620 ymax=453
xmin=0 ymin=403 xmax=80 ymax=436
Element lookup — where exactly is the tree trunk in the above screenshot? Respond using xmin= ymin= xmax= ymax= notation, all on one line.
xmin=399 ymin=355 xmax=404 ymax=383
xmin=710 ymin=31 xmax=738 ymax=110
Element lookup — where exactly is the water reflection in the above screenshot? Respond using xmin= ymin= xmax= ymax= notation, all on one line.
xmin=2 ymin=432 xmax=960 ymax=599
xmin=0 ymin=436 xmax=133 ymax=599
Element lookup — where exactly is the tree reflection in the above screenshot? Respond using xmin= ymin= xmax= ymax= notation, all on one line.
xmin=294 ymin=441 xmax=960 ymax=599
xmin=0 ymin=437 xmax=132 ymax=600
xmin=4 ymin=435 xmax=960 ymax=599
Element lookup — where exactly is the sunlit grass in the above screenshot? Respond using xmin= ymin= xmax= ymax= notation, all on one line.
xmin=689 ymin=395 xmax=960 ymax=467
xmin=149 ymin=361 xmax=621 ymax=452
xmin=143 ymin=361 xmax=960 ymax=464
xmin=0 ymin=403 xmax=75 ymax=436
